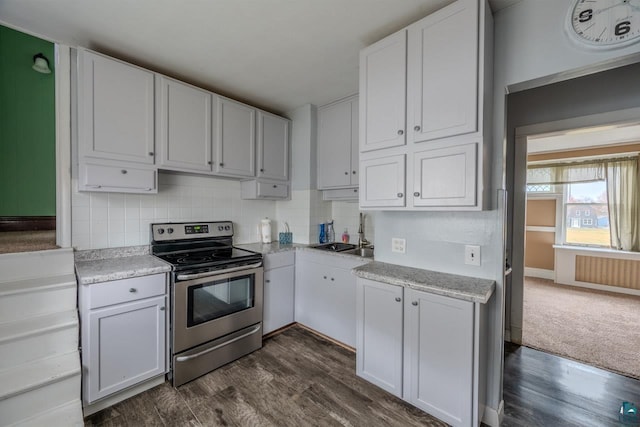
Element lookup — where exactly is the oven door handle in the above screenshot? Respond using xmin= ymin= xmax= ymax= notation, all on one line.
xmin=176 ymin=262 xmax=263 ymax=280
xmin=175 ymin=324 xmax=262 ymax=363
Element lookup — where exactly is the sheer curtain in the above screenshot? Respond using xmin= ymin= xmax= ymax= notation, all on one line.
xmin=605 ymin=158 xmax=639 ymax=251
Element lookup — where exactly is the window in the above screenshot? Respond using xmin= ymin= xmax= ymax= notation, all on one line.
xmin=564 ymin=181 xmax=610 ymax=247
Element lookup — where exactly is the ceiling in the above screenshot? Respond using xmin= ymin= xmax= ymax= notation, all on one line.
xmin=0 ymin=0 xmax=520 ymax=114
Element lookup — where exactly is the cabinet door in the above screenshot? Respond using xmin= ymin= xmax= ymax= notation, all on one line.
xmin=78 ymin=51 xmax=155 ymax=164
xmin=257 ymin=112 xmax=289 ymax=181
xmin=403 ymin=288 xmax=473 ymax=427
xmin=407 ymin=0 xmax=478 ymax=143
xmin=294 ymin=260 xmax=357 ymax=347
xmin=350 ymin=97 xmax=359 ymax=186
xmin=263 ymin=265 xmax=295 ymax=335
xmin=356 ymin=278 xmax=403 ymax=397
xmin=413 ymin=143 xmax=477 ymax=207
xmin=359 ymin=30 xmax=407 ymax=152
xmin=215 ymin=97 xmax=256 ymax=177
xmin=318 ymin=97 xmax=355 ymax=189
xmin=360 ymin=154 xmax=406 ymax=208
xmin=86 ymin=295 xmax=166 ymax=403
xmin=158 ymin=77 xmax=213 ymax=172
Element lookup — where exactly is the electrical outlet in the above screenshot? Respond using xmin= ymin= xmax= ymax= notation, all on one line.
xmin=392 ymin=238 xmax=406 ymax=254
xmin=465 ymin=245 xmax=481 ymax=266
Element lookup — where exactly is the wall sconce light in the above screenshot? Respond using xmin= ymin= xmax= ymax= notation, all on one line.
xmin=32 ymin=53 xmax=51 ymax=74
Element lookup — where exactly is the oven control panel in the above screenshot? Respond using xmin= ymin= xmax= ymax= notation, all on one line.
xmin=151 ymin=221 xmax=233 ymax=242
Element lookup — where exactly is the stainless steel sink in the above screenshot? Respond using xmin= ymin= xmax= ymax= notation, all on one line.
xmin=342 ymin=247 xmax=374 ymax=258
xmin=310 ymin=243 xmax=357 ymax=252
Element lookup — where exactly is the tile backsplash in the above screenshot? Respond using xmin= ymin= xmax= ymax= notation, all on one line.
xmin=72 ymin=172 xmax=375 ymax=250
xmin=71 ymin=172 xmax=277 ymax=250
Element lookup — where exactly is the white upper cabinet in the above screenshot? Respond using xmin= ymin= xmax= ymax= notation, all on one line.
xmin=359 ymin=31 xmax=407 ymax=152
xmin=158 ymin=76 xmax=214 ymax=172
xmin=78 ymin=50 xmax=155 ymax=165
xmin=360 ymin=154 xmax=406 ymax=208
xmin=412 ymin=143 xmax=477 ymax=207
xmin=358 ymin=0 xmax=492 ymax=211
xmin=257 ymin=111 xmax=289 ymax=181
xmin=318 ymin=95 xmax=359 ymax=189
xmin=407 ymin=0 xmax=478 ymax=143
xmin=215 ymin=97 xmax=256 ymax=178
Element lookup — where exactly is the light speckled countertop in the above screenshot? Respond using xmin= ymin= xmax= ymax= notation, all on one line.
xmin=75 ymin=246 xmax=171 ymax=285
xmin=352 ymin=261 xmax=495 ymax=304
xmin=235 ymin=242 xmax=307 ymax=254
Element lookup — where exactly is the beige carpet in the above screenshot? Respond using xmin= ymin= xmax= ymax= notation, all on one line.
xmin=0 ymin=230 xmax=58 ymax=254
xmin=523 ymin=277 xmax=640 ymax=379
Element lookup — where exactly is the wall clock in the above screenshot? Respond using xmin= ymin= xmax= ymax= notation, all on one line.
xmin=567 ymin=0 xmax=640 ymax=49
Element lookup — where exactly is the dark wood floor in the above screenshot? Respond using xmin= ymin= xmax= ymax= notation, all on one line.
xmin=85 ymin=325 xmax=445 ymax=426
xmin=85 ymin=325 xmax=640 ymax=427
xmin=502 ymin=342 xmax=640 ymax=427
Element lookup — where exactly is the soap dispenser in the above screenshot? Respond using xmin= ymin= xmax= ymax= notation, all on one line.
xmin=342 ymin=228 xmax=350 ymax=243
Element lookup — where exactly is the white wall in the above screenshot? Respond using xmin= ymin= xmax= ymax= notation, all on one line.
xmin=71 ymin=172 xmax=277 ymax=249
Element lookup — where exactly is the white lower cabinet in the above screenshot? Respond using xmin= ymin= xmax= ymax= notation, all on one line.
xmin=263 ymin=252 xmax=295 ymax=335
xmin=295 ymin=252 xmax=368 ymax=347
xmin=80 ymin=274 xmax=167 ymax=406
xmin=356 ymin=278 xmax=485 ymax=427
xmin=356 ymin=278 xmax=403 ymax=397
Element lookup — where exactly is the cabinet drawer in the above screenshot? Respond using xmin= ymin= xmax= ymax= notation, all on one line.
xmin=258 ymin=181 xmax=288 ymax=198
xmin=81 ymin=162 xmax=156 ymax=192
xmin=264 ymin=251 xmax=295 ymax=270
xmin=88 ymin=274 xmax=166 ymax=309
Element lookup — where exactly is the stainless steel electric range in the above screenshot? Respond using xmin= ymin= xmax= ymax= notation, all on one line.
xmin=151 ymin=221 xmax=263 ymax=387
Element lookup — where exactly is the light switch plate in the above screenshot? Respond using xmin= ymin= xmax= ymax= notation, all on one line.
xmin=465 ymin=245 xmax=481 ymax=266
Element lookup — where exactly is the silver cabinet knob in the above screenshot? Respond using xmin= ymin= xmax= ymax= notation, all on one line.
xmin=273 ymin=185 xmax=278 ymax=188
xmin=219 ymin=163 xmax=224 ymax=167
xmin=160 ymin=306 xmax=165 ymax=311
xmin=265 ymin=279 xmax=271 ymax=283
xmin=412 ymin=301 xmax=418 ymax=306
xmin=331 ymin=277 xmax=334 ymax=281
xmin=121 ymin=169 xmax=127 ymax=174
xmin=414 ymin=125 xmax=421 ymax=131
xmin=260 ymin=168 xmax=264 ymax=172
xmin=344 ymin=172 xmax=349 ymax=175
xmin=395 ymin=297 xmax=401 ymax=302
xmin=397 ymin=129 xmax=404 ymax=135
xmin=352 ymin=171 xmax=356 ymax=174
xmin=129 ymin=288 xmax=137 ymax=293
xmin=414 ymin=192 xmax=420 ymax=197
xmin=323 ymin=275 xmax=327 ymax=279
xmin=149 ymin=152 xmax=154 ymax=156
xmin=208 ymin=161 xmax=212 ymax=165
xmin=397 ymin=192 xmax=403 ymax=198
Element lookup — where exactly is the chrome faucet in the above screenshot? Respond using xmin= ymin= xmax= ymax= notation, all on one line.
xmin=358 ymin=213 xmax=370 ymax=248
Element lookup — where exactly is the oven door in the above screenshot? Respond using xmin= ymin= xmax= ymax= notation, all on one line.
xmin=172 ymin=265 xmax=263 ymax=354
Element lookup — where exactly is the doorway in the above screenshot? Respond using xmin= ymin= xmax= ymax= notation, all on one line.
xmin=517 ymin=125 xmax=640 ymax=379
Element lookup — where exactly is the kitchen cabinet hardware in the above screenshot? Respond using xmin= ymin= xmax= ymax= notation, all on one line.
xmin=397 ymin=130 xmax=404 ymax=135
xmin=260 ymin=168 xmax=264 ymax=172
xmin=219 ymin=162 xmax=224 ymax=167
xmin=331 ymin=277 xmax=335 ymax=281
xmin=414 ymin=126 xmax=421 ymax=132
xmin=411 ymin=301 xmax=418 ymax=306
xmin=129 ymin=288 xmax=137 ymax=293
xmin=121 ymin=169 xmax=128 ymax=174
xmin=160 ymin=306 xmax=165 ymax=311
xmin=272 ymin=184 xmax=277 ymax=188
xmin=395 ymin=297 xmax=401 ymax=302
xmin=414 ymin=192 xmax=420 ymax=197
xmin=397 ymin=193 xmax=403 ymax=198
xmin=265 ymin=279 xmax=271 ymax=283
xmin=345 ymin=171 xmax=349 ymax=175
xmin=208 ymin=161 xmax=212 ymax=165
xmin=323 ymin=275 xmax=328 ymax=279
xmin=352 ymin=171 xmax=356 ymax=174
xmin=149 ymin=152 xmax=154 ymax=156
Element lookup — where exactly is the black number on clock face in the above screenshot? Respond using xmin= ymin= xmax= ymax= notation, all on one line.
xmin=578 ymin=9 xmax=593 ymax=23
xmin=615 ymin=21 xmax=632 ymax=36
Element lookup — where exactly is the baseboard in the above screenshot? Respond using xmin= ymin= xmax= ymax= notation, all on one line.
xmin=557 ymin=280 xmax=640 ymax=297
xmin=0 ymin=217 xmax=56 ymax=232
xmin=524 ymin=267 xmax=554 ymax=280
xmin=511 ymin=326 xmax=522 ymax=345
xmin=82 ymin=375 xmax=165 ymax=416
xmin=482 ymin=400 xmax=504 ymax=427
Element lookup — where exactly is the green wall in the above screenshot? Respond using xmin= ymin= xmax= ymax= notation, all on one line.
xmin=0 ymin=25 xmax=56 ymax=216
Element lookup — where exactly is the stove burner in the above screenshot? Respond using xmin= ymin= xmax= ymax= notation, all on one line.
xmin=177 ymin=256 xmax=212 ymax=264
